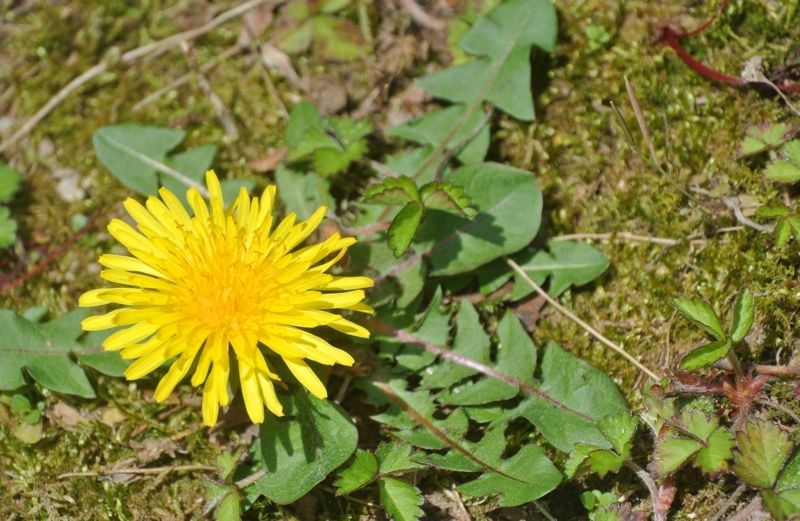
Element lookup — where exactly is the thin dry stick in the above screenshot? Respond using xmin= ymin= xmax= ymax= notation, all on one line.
xmin=624 ymin=76 xmax=662 ymax=172
xmin=181 ymin=42 xmax=239 ymax=139
xmin=243 ymin=25 xmax=289 ymax=118
xmin=133 ymin=43 xmax=244 ymax=112
xmin=234 ymin=468 xmax=267 ymax=489
xmin=396 ymin=0 xmax=446 ymax=30
xmin=551 ymin=231 xmax=679 ymax=246
xmin=507 ymin=258 xmax=662 ymax=382
xmin=58 ymin=463 xmax=216 ymax=479
xmin=0 ymin=0 xmax=271 ymax=153
xmin=709 ymin=484 xmax=747 ymax=521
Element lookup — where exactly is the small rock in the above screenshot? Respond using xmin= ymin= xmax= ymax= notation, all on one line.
xmin=52 ymin=168 xmax=85 ymax=203
xmin=38 ymin=139 xmax=55 ymax=158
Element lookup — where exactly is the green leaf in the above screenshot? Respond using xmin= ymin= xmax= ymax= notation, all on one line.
xmin=389 ymin=105 xmax=490 ymax=164
xmin=775 ymin=219 xmax=793 ymax=247
xmin=673 ymin=296 xmax=726 ymax=340
xmin=275 ymin=19 xmax=314 ymax=55
xmin=458 ymin=445 xmax=561 ymax=506
xmin=598 ymin=413 xmax=637 ymax=455
xmin=376 ymin=442 xmax=425 ymax=475
xmin=418 ymin=0 xmax=557 ymax=121
xmin=388 ymin=201 xmax=424 ymax=257
xmin=654 ymin=437 xmax=703 ymax=476
xmin=696 ymin=426 xmax=735 ymax=474
xmin=413 ymin=162 xmax=542 ymax=276
xmin=0 ymin=310 xmax=96 ymax=397
xmin=765 ymin=141 xmax=800 ymax=183
xmin=740 ymin=122 xmax=796 ymax=156
xmin=77 ymin=330 xmax=130 ymax=377
xmin=510 ymin=241 xmax=609 ymax=300
xmin=419 ymin=182 xmax=477 ymax=218
xmin=275 ymin=165 xmax=333 ymax=220
xmin=680 ymin=340 xmax=731 ymax=370
xmin=335 ymin=450 xmax=378 ymax=494
xmin=163 ymin=144 xmax=217 ymax=204
xmin=564 ymin=444 xmax=594 ymax=478
xmin=0 ymin=206 xmax=17 ymax=248
xmin=585 ymin=448 xmax=627 ymax=477
xmin=0 ymin=162 xmax=22 ymax=202
xmin=215 ymin=489 xmax=241 ymax=521
xmin=93 ymin=124 xmax=186 ymax=196
xmin=730 ymin=288 xmax=755 ymax=342
xmin=246 ymin=388 xmax=358 ymax=504
xmin=391 ymin=287 xmax=450 ymax=371
xmin=378 ymin=478 xmax=424 ymax=521
xmin=755 ymin=204 xmax=791 ymax=218
xmin=363 ymin=176 xmax=420 ymax=205
xmin=419 ymin=300 xmax=490 ymax=389
xmin=733 ymin=421 xmax=792 ymax=489
xmin=507 ymin=342 xmax=628 ymax=452
xmin=437 ymin=310 xmax=536 ymax=405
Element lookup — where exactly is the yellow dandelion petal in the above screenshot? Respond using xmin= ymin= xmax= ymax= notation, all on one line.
xmin=79 ymin=170 xmax=371 ymax=426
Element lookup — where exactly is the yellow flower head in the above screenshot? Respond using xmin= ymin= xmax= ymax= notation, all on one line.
xmin=80 ymin=171 xmax=372 ymax=426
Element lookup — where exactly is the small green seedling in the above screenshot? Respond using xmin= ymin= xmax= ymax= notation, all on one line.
xmin=673 ymin=289 xmax=754 ymax=373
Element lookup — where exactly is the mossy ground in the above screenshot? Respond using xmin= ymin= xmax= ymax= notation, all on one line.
xmin=1 ymin=0 xmax=799 ymax=519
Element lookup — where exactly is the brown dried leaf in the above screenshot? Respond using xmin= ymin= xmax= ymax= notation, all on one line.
xmin=248 ymin=148 xmax=287 ymax=173
xmin=130 ymin=438 xmax=179 ymax=465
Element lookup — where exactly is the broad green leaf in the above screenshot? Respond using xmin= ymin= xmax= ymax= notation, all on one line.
xmin=0 ymin=206 xmax=17 ymax=248
xmin=247 ymin=389 xmax=358 ymax=504
xmin=510 ymin=241 xmax=609 ymax=300
xmin=765 ymin=141 xmax=800 ymax=183
xmin=388 ymin=201 xmax=424 ymax=257
xmin=673 ymin=296 xmax=725 ymax=341
xmin=384 ymin=147 xmax=451 ymax=185
xmin=420 ymin=423 xmax=506 ymax=473
xmin=285 ymin=101 xmax=331 ymax=157
xmin=0 ymin=162 xmax=22 ymax=202
xmin=335 ymin=450 xmax=378 ymax=494
xmin=458 ymin=444 xmax=561 ymax=506
xmin=77 ymin=330 xmax=130 ymax=377
xmin=413 ymin=162 xmax=541 ymax=276
xmin=389 ymin=105 xmax=490 ymax=164
xmin=275 ymin=165 xmax=333 ymax=220
xmin=419 ymin=300 xmax=490 ymax=389
xmin=437 ymin=310 xmax=536 ymax=405
xmin=418 ymin=0 xmax=557 ymax=121
xmin=653 ymin=437 xmax=703 ymax=476
xmin=740 ymin=122 xmax=796 ymax=156
xmin=0 ymin=310 xmax=95 ymax=397
xmin=507 ymin=342 xmax=628 ymax=452
xmin=394 ymin=407 xmax=468 ymax=450
xmin=162 ymin=144 xmax=217 ymax=204
xmin=216 ymin=453 xmax=238 ymax=480
xmin=766 ymin=451 xmax=800 ymax=520
xmin=730 ymin=288 xmax=755 ymax=342
xmin=376 ymin=442 xmax=425 ymax=475
xmin=419 ymin=182 xmax=477 ymax=219
xmin=363 ymin=176 xmax=420 ymax=206
xmin=733 ymin=421 xmax=792 ymax=489
xmin=392 ymin=287 xmax=449 ymax=371
xmin=378 ymin=478 xmax=424 ymax=521
xmin=93 ymin=124 xmax=186 ymax=196
xmin=680 ymin=340 xmax=730 ymax=370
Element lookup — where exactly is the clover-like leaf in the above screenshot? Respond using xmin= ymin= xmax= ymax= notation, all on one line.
xmin=732 ymin=421 xmax=792 ymax=489
xmin=363 ymin=176 xmax=420 ymax=206
xmin=673 ymin=296 xmax=726 ymax=341
xmin=730 ymin=288 xmax=754 ymax=342
xmin=740 ymin=122 xmax=796 ymax=157
xmin=420 ymin=182 xmax=477 ymax=219
xmin=680 ymin=340 xmax=731 ymax=371
xmin=388 ymin=201 xmax=424 ymax=257
xmin=653 ymin=436 xmax=703 ymax=477
xmin=765 ymin=140 xmax=800 ymax=183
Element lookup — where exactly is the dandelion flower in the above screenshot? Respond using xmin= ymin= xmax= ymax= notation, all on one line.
xmin=79 ymin=171 xmax=373 ymax=426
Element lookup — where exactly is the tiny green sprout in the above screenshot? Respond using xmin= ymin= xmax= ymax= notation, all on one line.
xmin=673 ymin=289 xmax=754 ymax=373
xmin=755 ymin=204 xmax=800 ymax=247
xmin=584 ymin=25 xmax=611 ymax=50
